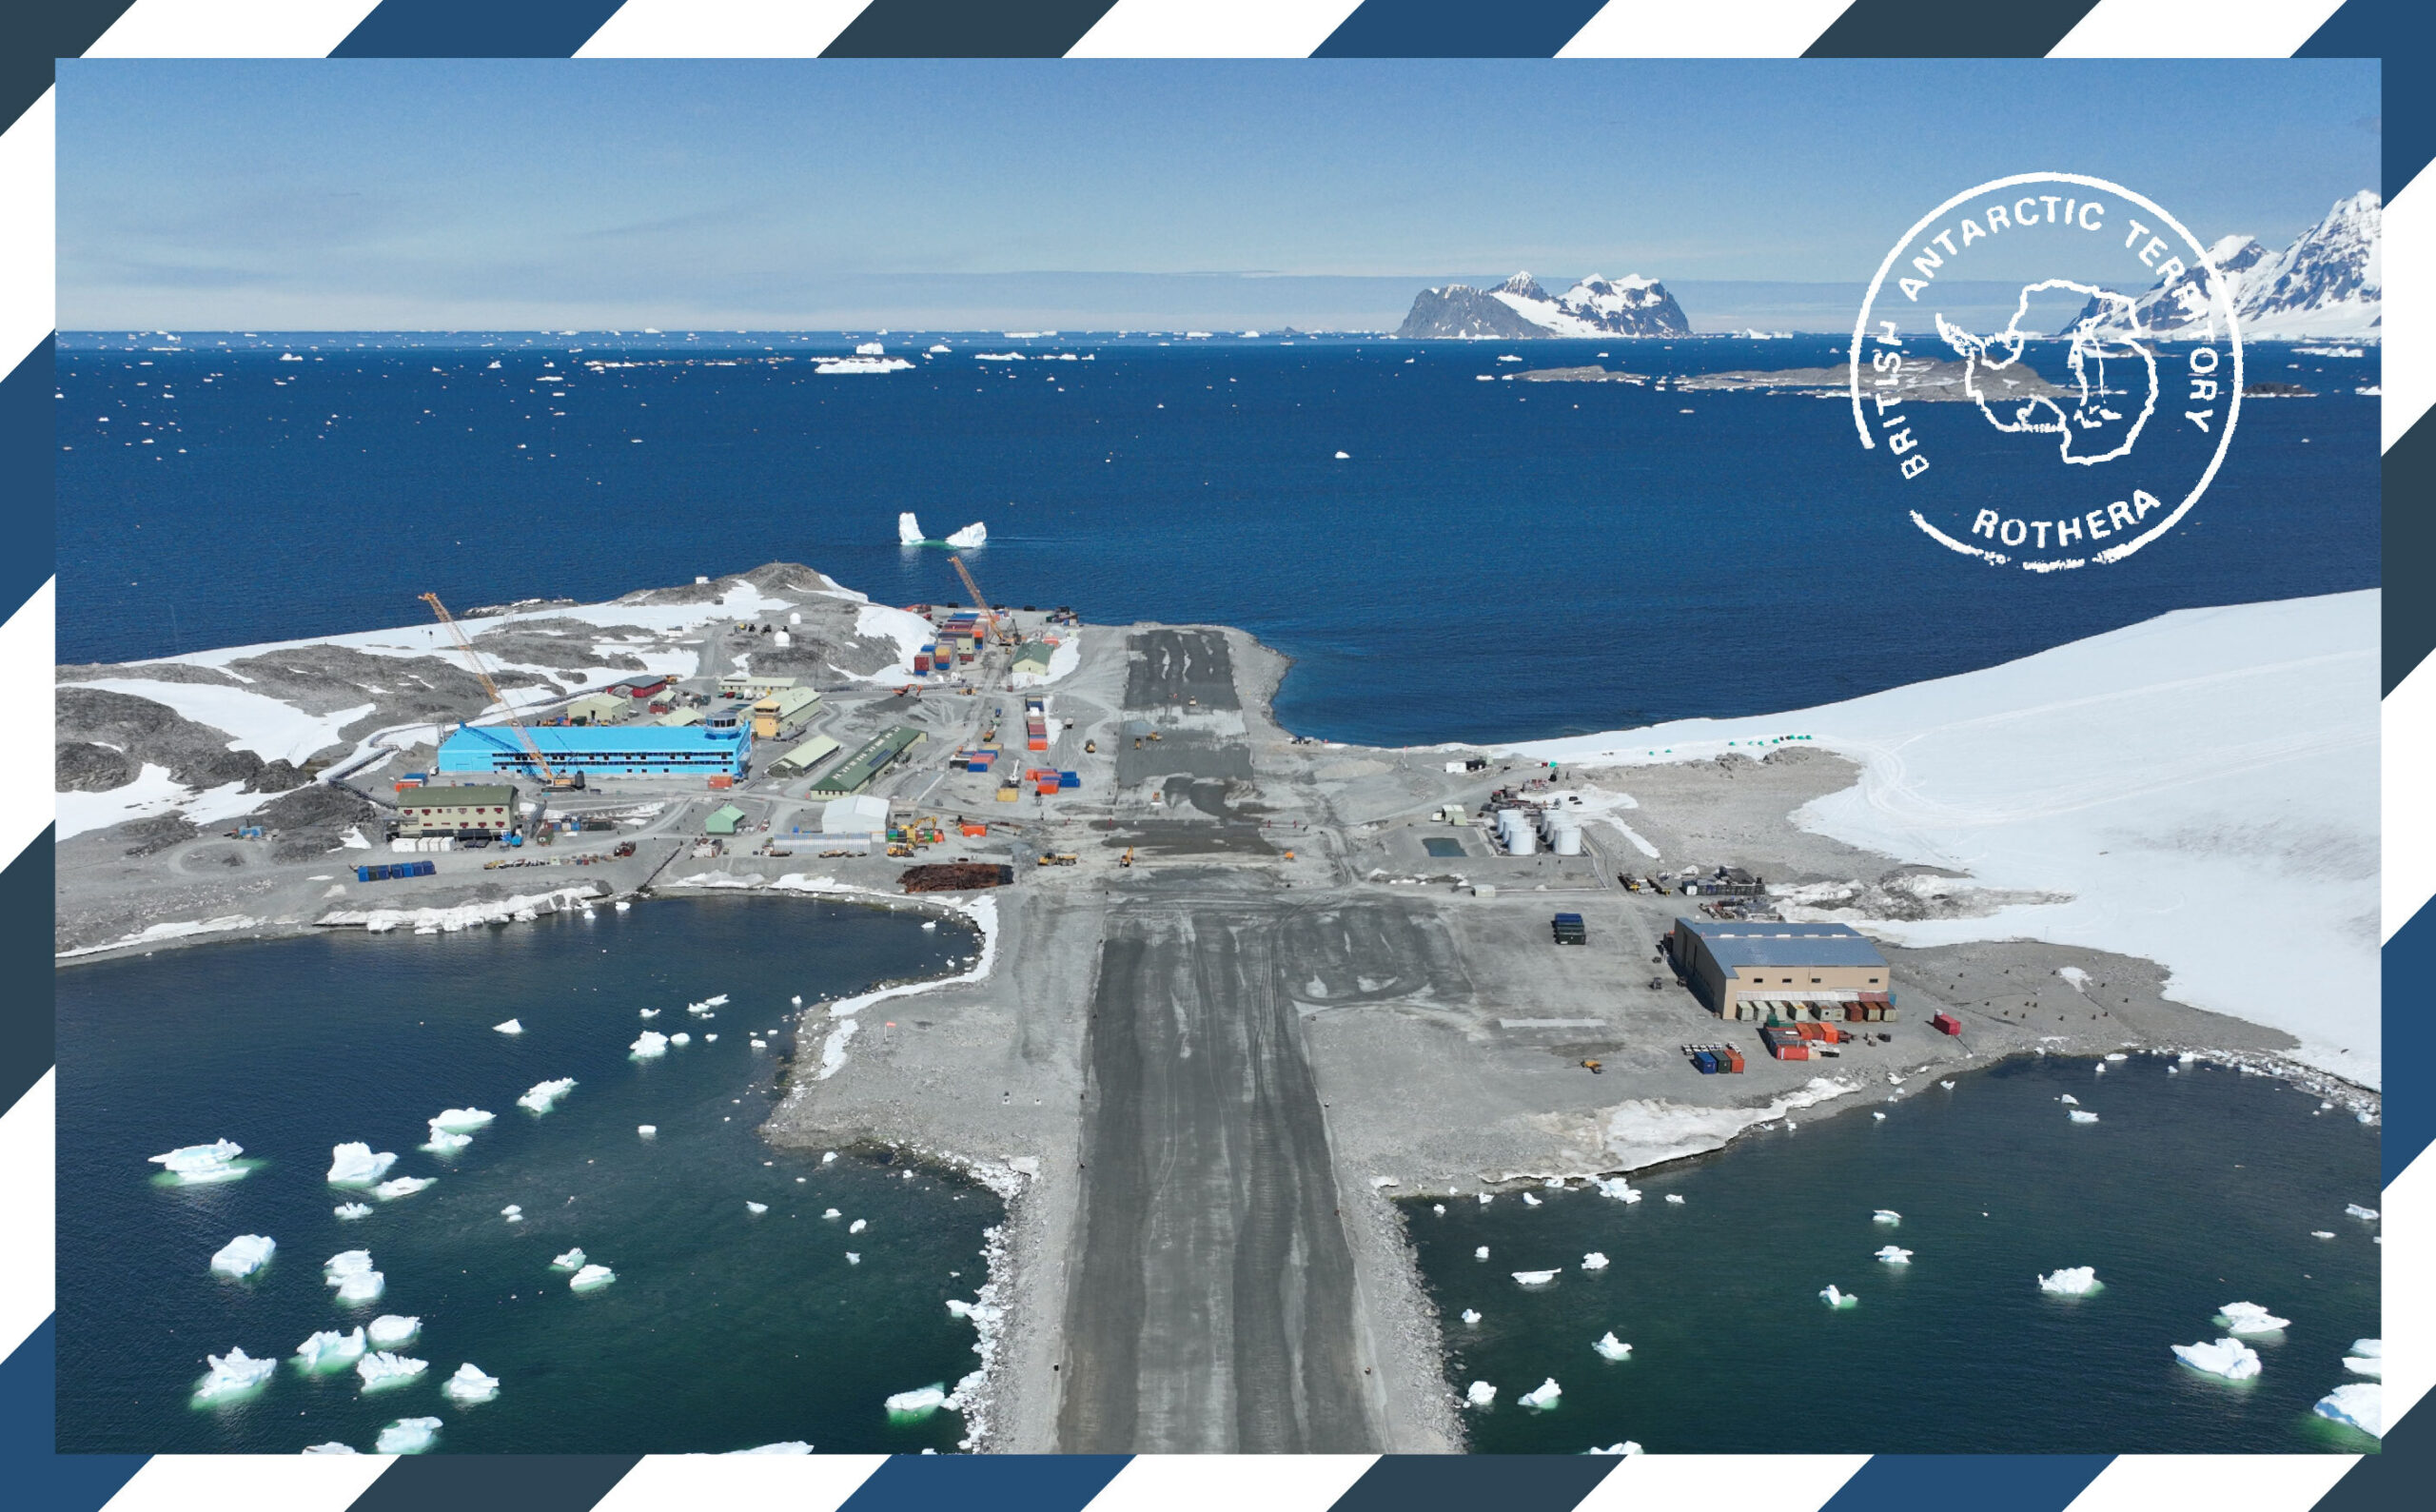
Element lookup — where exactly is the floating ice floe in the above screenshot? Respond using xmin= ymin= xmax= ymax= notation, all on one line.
xmin=367 ymin=1315 xmax=420 ymax=1348
xmin=632 ymin=1031 xmax=669 ymax=1057
xmin=442 ymin=1363 xmax=501 ymax=1404
xmin=1335 ymin=451 xmax=1351 ymax=460
xmin=374 ymin=1176 xmax=434 ymax=1201
xmin=519 ymin=1078 xmax=577 ymax=1113
xmin=1940 ymin=1080 xmax=1955 ymax=1090
xmin=704 ymin=993 xmax=729 ymax=1008
xmin=327 ymin=1144 xmax=398 ymax=1187
xmin=333 ymin=1202 xmax=371 ymax=1221
xmin=551 ymin=1248 xmax=586 ymax=1270
xmin=422 ymin=1129 xmax=472 ymax=1153
xmin=730 ymin=1442 xmax=814 ymax=1454
xmin=671 ymin=1032 xmax=692 ymax=1046
xmin=1874 ymin=1209 xmax=1901 ymax=1225
xmin=823 ymin=1208 xmax=841 ymax=1221
xmin=1664 ymin=1194 xmax=1685 ymax=1206
xmin=2104 ymin=1052 xmax=2128 ymax=1062
xmin=1872 ymin=1111 xmax=1886 ymax=1121
xmin=357 ymin=1351 xmax=428 ymax=1390
xmin=2216 ymin=1302 xmax=2289 ymax=1335
xmin=295 ymin=1327 xmax=365 ymax=1372
xmin=849 ymin=1218 xmax=868 ymax=1234
xmin=493 ymin=1019 xmax=523 ymax=1034
xmin=151 ymin=1139 xmax=247 ymax=1184
xmin=1519 ymin=1378 xmax=1562 ymax=1409
xmin=845 ymin=1252 xmax=861 ymax=1265
xmin=1581 ymin=1252 xmax=1610 ymax=1271
xmin=1474 ymin=1247 xmax=1490 ymax=1261
xmin=885 ymin=1384 xmax=948 ymax=1417
xmin=1522 ymin=1193 xmax=1542 ymax=1207
xmin=1461 ymin=1309 xmax=1481 ymax=1325
xmin=1466 ymin=1381 xmax=1497 ymax=1407
xmin=375 ymin=1417 xmax=442 ymax=1454
xmin=747 ymin=1202 xmax=769 ymax=1214
xmin=210 ymin=1234 xmax=276 ymax=1279
xmin=2059 ymin=1094 xmax=2079 ymax=1106
xmin=1594 ymin=1177 xmax=1641 ymax=1204
xmin=2069 ymin=1109 xmax=2101 ymax=1124
xmin=194 ymin=1347 xmax=276 ymax=1401
xmin=2345 ymin=1204 xmax=2380 ymax=1221
xmin=2037 ymin=1267 xmax=2100 ymax=1295
xmin=2314 ymin=1383 xmax=2383 ymax=1438
xmin=324 ymin=1250 xmax=373 ymax=1282
xmin=2311 ymin=1230 xmax=2337 ymax=1240
xmin=1594 ymin=1333 xmax=1632 ymax=1361
xmin=821 ymin=1151 xmax=836 ymax=1165
xmin=501 ymin=1205 xmax=522 ymax=1223
xmin=1478 ymin=1193 xmax=1494 ymax=1206
xmin=2345 ymin=1340 xmax=2382 ymax=1377
xmin=705 ymin=1033 xmax=718 ymax=1042
xmin=428 ymin=1109 xmax=494 ymax=1133
xmin=1433 ymin=1204 xmax=1446 ymax=1215
xmin=1819 ymin=1285 xmax=1856 ymax=1308
xmin=751 ymin=1039 xmax=768 ymax=1049
xmin=2172 ymin=1337 xmax=2262 ymax=1381
xmin=1589 ymin=1442 xmax=1644 ymax=1455
xmin=333 ymin=1269 xmax=384 ymax=1304
xmin=569 ymin=1264 xmax=616 ymax=1291
xmin=615 ymin=900 xmax=631 ymax=913
xmin=302 ymin=1443 xmax=358 ymax=1455
xmin=1512 ymin=1270 xmax=1560 ymax=1286
xmin=1876 ymin=1246 xmax=1913 ymax=1265
xmin=639 ymin=1009 xmax=658 ymax=1019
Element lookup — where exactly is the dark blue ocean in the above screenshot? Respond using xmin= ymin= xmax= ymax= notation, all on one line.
xmin=55 ymin=333 xmax=2378 ymax=745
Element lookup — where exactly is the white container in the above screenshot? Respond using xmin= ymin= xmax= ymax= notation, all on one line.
xmin=1507 ymin=828 xmax=1539 ymax=855
xmin=1553 ymin=827 xmax=1583 ymax=856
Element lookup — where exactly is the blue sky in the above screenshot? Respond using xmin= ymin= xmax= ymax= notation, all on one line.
xmin=57 ymin=59 xmax=2378 ymax=331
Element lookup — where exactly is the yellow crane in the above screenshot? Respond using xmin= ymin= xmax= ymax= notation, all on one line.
xmin=951 ymin=554 xmax=1017 ymax=648
xmin=421 ymin=592 xmax=584 ymax=790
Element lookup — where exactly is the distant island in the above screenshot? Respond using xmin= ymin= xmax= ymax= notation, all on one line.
xmin=1396 ymin=271 xmax=1691 ymax=339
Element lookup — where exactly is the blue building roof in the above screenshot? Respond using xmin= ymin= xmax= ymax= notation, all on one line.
xmin=440 ymin=722 xmax=750 ymax=773
xmin=1677 ymin=918 xmax=1886 ymax=970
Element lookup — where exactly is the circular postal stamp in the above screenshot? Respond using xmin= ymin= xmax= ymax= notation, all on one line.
xmin=1847 ymin=172 xmax=2242 ymax=570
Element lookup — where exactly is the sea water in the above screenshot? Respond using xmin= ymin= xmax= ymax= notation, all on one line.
xmin=55 ymin=336 xmax=2378 ymax=745
xmin=55 ymin=896 xmax=995 ymax=1455
xmin=1411 ymin=1053 xmax=2380 ymax=1454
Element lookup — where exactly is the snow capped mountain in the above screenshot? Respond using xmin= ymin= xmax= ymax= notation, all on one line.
xmin=1397 ymin=271 xmax=1691 ymax=339
xmin=2060 ymin=190 xmax=2380 ymax=342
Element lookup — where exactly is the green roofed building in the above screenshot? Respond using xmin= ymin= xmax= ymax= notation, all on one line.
xmin=1012 ymin=639 xmax=1056 ymax=677
xmin=704 ymin=803 xmax=747 ymax=835
xmin=807 ymin=726 xmax=925 ymax=796
xmin=772 ymin=733 xmax=842 ymax=776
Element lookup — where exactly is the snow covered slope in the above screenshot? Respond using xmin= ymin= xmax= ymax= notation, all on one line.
xmin=2062 ymin=191 xmax=2380 ymax=342
xmin=1397 ymin=272 xmax=1691 ymax=339
xmin=1508 ymin=593 xmax=2379 ymax=1085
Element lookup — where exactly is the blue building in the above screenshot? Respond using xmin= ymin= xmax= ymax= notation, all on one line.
xmin=437 ymin=722 xmax=753 ymax=778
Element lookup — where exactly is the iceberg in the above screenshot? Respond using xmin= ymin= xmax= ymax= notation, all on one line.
xmin=1589 ymin=1442 xmax=1644 ymax=1455
xmin=747 ymin=1201 xmax=769 ymax=1214
xmin=375 ymin=1417 xmax=442 ymax=1454
xmin=1334 ymin=451 xmax=1351 ymax=460
xmin=2345 ymin=1203 xmax=2379 ymax=1221
xmin=1874 ymin=1209 xmax=1901 ymax=1225
xmin=2215 ymin=1302 xmax=2289 ymax=1335
xmin=1478 ymin=1193 xmax=1494 ymax=1205
xmin=334 ymin=1269 xmax=383 ymax=1302
xmin=2038 ymin=1267 xmax=2101 ymax=1295
xmin=326 ymin=1143 xmax=398 ymax=1187
xmin=2059 ymin=1094 xmax=2078 ymax=1105
xmin=2172 ymin=1337 xmax=2262 ymax=1381
xmin=897 ymin=512 xmax=927 ymax=545
xmin=324 ymin=1250 xmax=374 ymax=1282
xmin=1872 ymin=1112 xmax=1886 ymax=1121
xmin=1522 ymin=1193 xmax=1542 ymax=1207
xmin=295 ymin=1327 xmax=366 ymax=1372
xmin=493 ymin=1019 xmax=523 ymax=1034
xmin=367 ymin=1315 xmax=420 ymax=1348
xmin=2311 ymin=1229 xmax=2336 ymax=1239
xmin=1940 ymin=1080 xmax=1955 ymax=1090
xmin=1581 ymin=1252 xmax=1610 ymax=1271
xmin=2104 ymin=1051 xmax=2129 ymax=1061
xmin=638 ymin=1125 xmax=658 ymax=1136
xmin=428 ymin=1109 xmax=494 ymax=1133
xmin=374 ymin=1176 xmax=433 ymax=1201
xmin=518 ymin=1077 xmax=577 ymax=1112
xmin=1594 ymin=1177 xmax=1641 ymax=1204
xmin=194 ymin=1347 xmax=277 ymax=1401
xmin=2069 ymin=1109 xmax=2101 ymax=1123
xmin=845 ymin=1252 xmax=861 ymax=1265
xmin=824 ymin=1209 xmax=841 ymax=1220
xmin=501 ymin=1205 xmax=522 ymax=1222
xmin=639 ymin=1008 xmax=658 ymax=1019
xmin=886 ymin=1384 xmax=949 ymax=1417
xmin=1594 ymin=1333 xmax=1632 ymax=1361
xmin=1876 ymin=1246 xmax=1913 ymax=1265
xmin=1819 ymin=1285 xmax=1857 ymax=1308
xmin=1664 ymin=1193 xmax=1685 ymax=1205
xmin=703 ymin=993 xmax=729 ymax=1007
xmin=2345 ymin=1340 xmax=2382 ymax=1376
xmin=1519 ymin=1378 xmax=1562 ymax=1409
xmin=357 ymin=1351 xmax=428 ymax=1390
xmin=631 ymin=1031 xmax=669 ymax=1057
xmin=945 ymin=522 xmax=986 ymax=548
xmin=569 ymin=1264 xmax=616 ymax=1291
xmin=333 ymin=1202 xmax=371 ymax=1220
xmin=151 ymin=1139 xmax=247 ymax=1184
xmin=1512 ymin=1269 xmax=1560 ymax=1286
xmin=670 ymin=1032 xmax=691 ymax=1046
xmin=551 ymin=1248 xmax=586 ymax=1270
xmin=849 ymin=1218 xmax=868 ymax=1234
xmin=209 ymin=1234 xmax=276 ymax=1279
xmin=2314 ymin=1383 xmax=2383 ymax=1437
xmin=442 ymin=1363 xmax=501 ymax=1404
xmin=301 ymin=1443 xmax=358 ymax=1455
xmin=1475 ymin=1247 xmax=1490 ymax=1261
xmin=422 ymin=1129 xmax=471 ymax=1153
xmin=1461 ymin=1309 xmax=1481 ymax=1325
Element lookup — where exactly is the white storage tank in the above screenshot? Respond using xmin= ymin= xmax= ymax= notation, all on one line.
xmin=1552 ymin=825 xmax=1583 ymax=856
xmin=1507 ymin=827 xmax=1539 ymax=855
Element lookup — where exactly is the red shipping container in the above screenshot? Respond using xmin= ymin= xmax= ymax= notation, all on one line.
xmin=1933 ymin=1012 xmax=1962 ymax=1036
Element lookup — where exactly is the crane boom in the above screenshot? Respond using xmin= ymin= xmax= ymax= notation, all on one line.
xmin=422 ymin=592 xmax=563 ymax=785
xmin=950 ymin=555 xmax=1013 ymax=647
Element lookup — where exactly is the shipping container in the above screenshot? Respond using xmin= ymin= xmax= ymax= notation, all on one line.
xmin=914 ymin=653 xmax=932 ymax=674
xmin=1057 ymin=770 xmax=1080 ymax=788
xmin=1721 ymin=1048 xmax=1746 ymax=1073
xmin=1933 ymin=1012 xmax=1962 ymax=1036
xmin=707 ymin=775 xmax=734 ymax=790
xmin=1693 ymin=1050 xmax=1718 ymax=1074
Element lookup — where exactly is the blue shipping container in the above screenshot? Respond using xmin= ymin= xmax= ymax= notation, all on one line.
xmin=1693 ymin=1050 xmax=1719 ymax=1074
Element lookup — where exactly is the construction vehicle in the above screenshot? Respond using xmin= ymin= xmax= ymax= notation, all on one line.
xmin=1084 ymin=738 xmax=1097 ymax=754
xmin=1580 ymin=1059 xmax=1604 ymax=1075
xmin=613 ymin=840 xmax=637 ymax=859
xmin=1119 ymin=847 xmax=1134 ymax=868
xmin=950 ymin=555 xmax=1017 ymax=648
xmin=886 ymin=842 xmax=915 ymax=858
xmin=421 ymin=593 xmax=585 ymax=790
xmin=1037 ymin=852 xmax=1080 ymax=867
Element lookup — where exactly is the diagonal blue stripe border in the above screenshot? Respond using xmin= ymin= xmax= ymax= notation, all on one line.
xmin=2384 ymin=411 xmax=2432 ymax=695
xmin=1326 ymin=1455 xmax=1615 ymax=1512
xmin=1805 ymin=0 xmax=2102 ymax=58
xmin=837 ymin=1453 xmax=1130 ymax=1510
xmin=2311 ymin=1389 xmax=2414 ymax=1498
xmin=1819 ymin=1454 xmax=2113 ymax=1512
xmin=0 ymin=830 xmax=54 ymax=1116
xmin=2299 ymin=0 xmax=2431 ymax=199
xmin=1 ymin=337 xmax=55 ymax=624
xmin=331 ymin=0 xmax=629 ymax=59
xmin=0 ymin=2 xmax=132 ymax=133
xmin=823 ymin=1 xmax=1121 ymax=60
xmin=345 ymin=1454 xmax=641 ymax=1511
xmin=1313 ymin=0 xmax=1610 ymax=59
xmin=1 ymin=1321 xmax=144 ymax=1512
xmin=2378 ymin=902 xmax=2432 ymax=1185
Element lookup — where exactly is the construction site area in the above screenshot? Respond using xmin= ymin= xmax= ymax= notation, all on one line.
xmin=53 ymin=559 xmax=2305 ymax=1454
